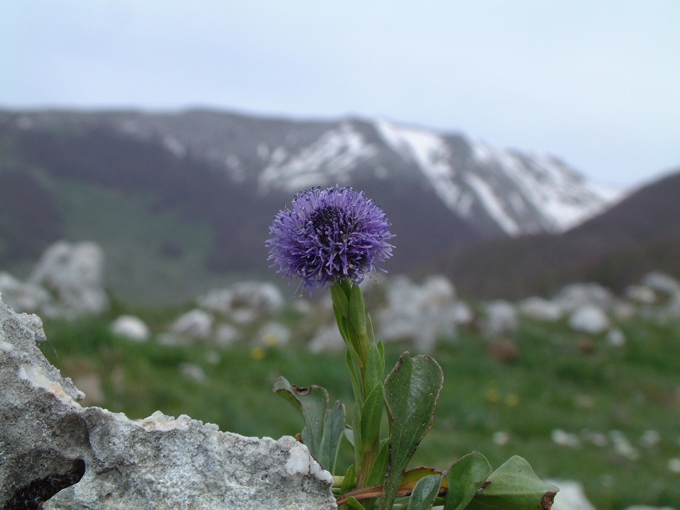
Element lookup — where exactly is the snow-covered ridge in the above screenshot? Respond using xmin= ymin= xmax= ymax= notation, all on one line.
xmin=374 ymin=118 xmax=625 ymax=235
xmin=258 ymin=122 xmax=378 ymax=193
xmin=471 ymin=141 xmax=625 ymax=232
xmin=110 ymin=110 xmax=625 ymax=236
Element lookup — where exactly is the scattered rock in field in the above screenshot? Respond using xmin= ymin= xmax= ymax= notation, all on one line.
xmin=179 ymin=362 xmax=207 ymax=383
xmin=546 ymin=479 xmax=596 ymax=510
xmin=607 ymin=329 xmax=626 ymax=347
xmin=553 ymin=283 xmax=617 ymax=313
xmin=551 ymin=429 xmax=580 ymax=448
xmin=111 ymin=315 xmax=151 ymax=342
xmin=487 ymin=338 xmax=520 ymax=364
xmin=198 ymin=281 xmax=284 ymax=324
xmin=171 ymin=309 xmax=214 ymax=340
xmin=378 ymin=275 xmax=460 ymax=352
xmin=519 ymin=296 xmax=562 ymax=322
xmin=626 ymin=285 xmax=657 ymax=304
xmin=29 ymin=240 xmax=109 ymax=316
xmin=642 ymin=271 xmax=680 ymax=296
xmin=214 ymin=323 xmax=242 ymax=348
xmin=482 ymin=300 xmax=518 ymax=337
xmin=569 ymin=305 xmax=610 ymax=335
xmin=0 ymin=271 xmax=52 ymax=314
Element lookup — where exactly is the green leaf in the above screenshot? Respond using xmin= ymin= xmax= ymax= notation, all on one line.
xmin=321 ymin=400 xmax=346 ymax=475
xmin=379 ymin=353 xmax=445 ymax=510
xmin=361 ymin=385 xmax=384 ymax=451
xmin=272 ymin=376 xmax=328 ymax=462
xmin=407 ymin=474 xmax=443 ymax=510
xmin=367 ymin=313 xmax=376 ymax=343
xmin=465 ymin=456 xmax=559 ymax=510
xmin=366 ymin=438 xmax=390 ymax=487
xmin=332 ymin=283 xmax=351 ymax=318
xmin=443 ymin=452 xmax=491 ymax=510
xmin=342 ymin=464 xmax=358 ymax=494
xmin=346 ymin=496 xmax=366 ymax=510
xmin=346 ymin=349 xmax=363 ymax=405
xmin=365 ymin=342 xmax=385 ymax=396
xmin=349 ymin=283 xmax=368 ymax=337
xmin=399 ymin=467 xmax=443 ymax=492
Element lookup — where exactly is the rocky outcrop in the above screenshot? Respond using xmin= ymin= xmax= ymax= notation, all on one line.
xmin=0 ymin=297 xmax=336 ymax=509
xmin=0 ymin=240 xmax=109 ymax=319
xmin=29 ymin=240 xmax=109 ymax=317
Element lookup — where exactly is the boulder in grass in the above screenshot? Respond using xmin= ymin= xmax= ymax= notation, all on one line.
xmin=29 ymin=240 xmax=109 ymax=317
xmin=111 ymin=315 xmax=151 ymax=342
xmin=569 ymin=305 xmax=610 ymax=335
xmin=546 ymin=480 xmax=595 ymax=510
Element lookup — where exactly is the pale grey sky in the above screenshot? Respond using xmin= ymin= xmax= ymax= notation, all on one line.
xmin=1 ymin=1 xmax=679 ymax=187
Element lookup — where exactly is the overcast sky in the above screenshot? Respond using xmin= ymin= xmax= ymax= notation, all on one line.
xmin=1 ymin=1 xmax=678 ymax=187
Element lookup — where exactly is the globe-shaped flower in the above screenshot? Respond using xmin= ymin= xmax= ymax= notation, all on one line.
xmin=267 ymin=186 xmax=394 ymax=291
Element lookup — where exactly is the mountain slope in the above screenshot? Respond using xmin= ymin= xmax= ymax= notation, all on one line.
xmin=5 ymin=109 xmax=623 ymax=236
xmin=429 ymin=167 xmax=680 ymax=299
xmin=0 ymin=108 xmax=624 ymax=303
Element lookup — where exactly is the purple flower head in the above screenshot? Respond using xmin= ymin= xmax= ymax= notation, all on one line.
xmin=267 ymin=186 xmax=394 ymax=291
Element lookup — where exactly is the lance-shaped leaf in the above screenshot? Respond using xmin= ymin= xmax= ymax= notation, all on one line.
xmin=331 ymin=282 xmax=351 ymax=318
xmin=465 ymin=456 xmax=559 ymax=510
xmin=379 ymin=353 xmax=444 ymax=510
xmin=320 ymin=400 xmax=346 ymax=474
xmin=361 ymin=384 xmax=384 ymax=452
xmin=273 ymin=377 xmax=328 ymax=464
xmin=349 ymin=283 xmax=368 ymax=338
xmin=407 ymin=474 xmax=443 ymax=510
xmin=443 ymin=452 xmax=491 ymax=510
xmin=365 ymin=342 xmax=385 ymax=397
xmin=366 ymin=439 xmax=390 ymax=487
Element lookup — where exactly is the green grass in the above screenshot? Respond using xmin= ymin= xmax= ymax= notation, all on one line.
xmin=39 ymin=311 xmax=680 ymax=509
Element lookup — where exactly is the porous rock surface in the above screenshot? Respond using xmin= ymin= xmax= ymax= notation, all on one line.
xmin=0 ymin=297 xmax=336 ymax=509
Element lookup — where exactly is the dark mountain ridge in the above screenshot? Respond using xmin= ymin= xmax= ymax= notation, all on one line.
xmin=430 ymin=167 xmax=680 ymax=300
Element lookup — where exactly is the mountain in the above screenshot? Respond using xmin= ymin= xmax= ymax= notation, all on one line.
xmin=0 ymin=108 xmax=623 ymax=303
xmin=428 ymin=167 xmax=680 ymax=300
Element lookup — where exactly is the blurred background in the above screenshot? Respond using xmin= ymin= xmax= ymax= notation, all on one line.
xmin=1 ymin=2 xmax=679 ymax=508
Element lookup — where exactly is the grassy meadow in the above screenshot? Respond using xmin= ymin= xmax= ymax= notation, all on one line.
xmin=39 ymin=303 xmax=680 ymax=509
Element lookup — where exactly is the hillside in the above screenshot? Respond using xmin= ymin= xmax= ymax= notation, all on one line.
xmin=430 ymin=168 xmax=680 ymax=300
xmin=0 ymin=108 xmax=623 ymax=303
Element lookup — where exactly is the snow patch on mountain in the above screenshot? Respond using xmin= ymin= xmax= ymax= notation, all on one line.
xmin=374 ymin=118 xmax=624 ymax=235
xmin=471 ymin=142 xmax=625 ymax=232
xmin=374 ymin=119 xmax=473 ymax=218
xmin=465 ymin=173 xmax=522 ymax=235
xmin=258 ymin=122 xmax=378 ymax=193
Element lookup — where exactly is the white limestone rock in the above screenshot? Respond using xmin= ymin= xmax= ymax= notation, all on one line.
xmin=569 ymin=305 xmax=610 ymax=335
xmin=29 ymin=240 xmax=109 ymax=316
xmin=642 ymin=271 xmax=680 ymax=296
xmin=0 ymin=296 xmax=336 ymax=509
xmin=171 ymin=309 xmax=214 ymax=340
xmin=198 ymin=281 xmax=284 ymax=324
xmin=546 ymin=480 xmax=595 ymax=510
xmin=0 ymin=271 xmax=53 ymax=314
xmin=519 ymin=296 xmax=563 ymax=322
xmin=553 ymin=283 xmax=616 ymax=313
xmin=378 ymin=275 xmax=459 ymax=352
xmin=482 ymin=300 xmax=518 ymax=337
xmin=111 ymin=315 xmax=151 ymax=342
